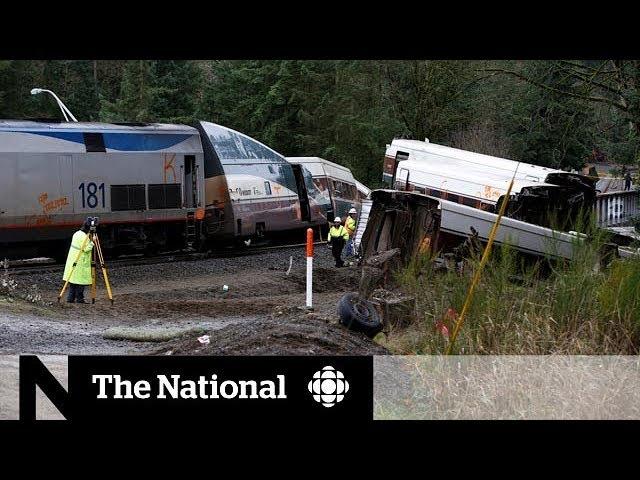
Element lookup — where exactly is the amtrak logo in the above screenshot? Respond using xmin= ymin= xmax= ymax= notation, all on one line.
xmin=307 ymin=366 xmax=350 ymax=407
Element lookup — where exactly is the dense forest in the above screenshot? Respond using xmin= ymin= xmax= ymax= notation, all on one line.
xmin=1 ymin=60 xmax=639 ymax=186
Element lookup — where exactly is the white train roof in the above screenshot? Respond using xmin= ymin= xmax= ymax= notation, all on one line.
xmin=0 ymin=120 xmax=202 ymax=153
xmin=387 ymin=138 xmax=586 ymax=203
xmin=0 ymin=119 xmax=198 ymax=134
xmin=388 ymin=138 xmax=567 ymax=183
xmin=286 ymin=156 xmax=355 ymax=183
xmin=355 ymin=180 xmax=371 ymax=197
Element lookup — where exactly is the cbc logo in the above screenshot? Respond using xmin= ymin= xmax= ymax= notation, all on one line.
xmin=307 ymin=366 xmax=350 ymax=407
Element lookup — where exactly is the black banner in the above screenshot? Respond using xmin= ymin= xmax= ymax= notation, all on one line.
xmin=19 ymin=355 xmax=373 ymax=425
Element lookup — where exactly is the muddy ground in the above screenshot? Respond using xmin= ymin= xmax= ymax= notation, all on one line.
xmin=0 ymin=245 xmax=386 ymax=355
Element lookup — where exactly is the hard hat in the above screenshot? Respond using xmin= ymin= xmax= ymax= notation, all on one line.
xmin=349 ymin=207 xmax=357 ymax=214
xmin=334 ymin=216 xmax=341 ymax=223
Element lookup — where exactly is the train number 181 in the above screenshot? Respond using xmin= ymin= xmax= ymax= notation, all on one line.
xmin=79 ymin=182 xmax=105 ymax=209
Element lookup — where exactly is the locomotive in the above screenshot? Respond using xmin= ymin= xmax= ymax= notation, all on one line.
xmin=0 ymin=119 xmax=328 ymax=260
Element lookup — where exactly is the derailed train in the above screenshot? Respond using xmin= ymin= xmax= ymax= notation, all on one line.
xmin=0 ymin=119 xmax=333 ymax=259
xmin=383 ymin=138 xmax=598 ymax=231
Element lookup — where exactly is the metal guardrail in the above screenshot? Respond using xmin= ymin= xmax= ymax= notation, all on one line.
xmin=595 ymin=189 xmax=640 ymax=227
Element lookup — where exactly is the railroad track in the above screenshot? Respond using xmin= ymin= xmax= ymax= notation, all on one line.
xmin=5 ymin=241 xmax=326 ymax=275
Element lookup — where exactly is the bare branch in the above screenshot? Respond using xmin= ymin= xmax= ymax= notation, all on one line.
xmin=481 ymin=68 xmax=629 ymax=112
xmin=559 ymin=60 xmax=617 ymax=76
xmin=555 ymin=64 xmax=624 ymax=97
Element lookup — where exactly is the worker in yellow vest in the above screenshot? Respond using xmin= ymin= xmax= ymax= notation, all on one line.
xmin=62 ymin=219 xmax=94 ymax=303
xmin=345 ymin=207 xmax=357 ymax=257
xmin=327 ymin=216 xmax=349 ymax=267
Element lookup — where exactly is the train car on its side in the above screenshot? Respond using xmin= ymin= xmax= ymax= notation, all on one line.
xmin=286 ymin=156 xmax=362 ymax=221
xmin=382 ymin=138 xmax=597 ymax=230
xmin=0 ymin=120 xmax=205 ymax=259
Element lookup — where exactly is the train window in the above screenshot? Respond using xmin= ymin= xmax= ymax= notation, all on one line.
xmin=148 ymin=184 xmax=182 ymax=209
xmin=415 ymin=186 xmax=426 ymax=194
xmin=448 ymin=194 xmax=460 ymax=203
xmin=332 ymin=180 xmax=342 ymax=196
xmin=345 ymin=182 xmax=354 ymax=197
xmin=111 ymin=184 xmax=146 ymax=211
xmin=429 ymin=189 xmax=441 ymax=198
xmin=264 ymin=181 xmax=272 ymax=195
xmin=314 ymin=177 xmax=328 ymax=194
xmin=83 ymin=132 xmax=106 ymax=153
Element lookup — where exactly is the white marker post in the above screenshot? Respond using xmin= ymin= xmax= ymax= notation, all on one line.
xmin=306 ymin=228 xmax=314 ymax=310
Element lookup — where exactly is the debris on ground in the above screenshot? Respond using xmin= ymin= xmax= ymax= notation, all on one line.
xmin=359 ymin=248 xmax=401 ymax=298
xmin=337 ymin=292 xmax=383 ymax=338
xmin=370 ymin=288 xmax=417 ymax=330
xmin=102 ymin=326 xmax=207 ymax=342
xmin=150 ymin=315 xmax=389 ymax=356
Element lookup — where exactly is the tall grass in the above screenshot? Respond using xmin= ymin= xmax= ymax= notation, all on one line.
xmin=381 ymin=218 xmax=640 ymax=355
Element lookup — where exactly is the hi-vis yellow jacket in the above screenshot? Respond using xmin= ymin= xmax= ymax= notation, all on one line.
xmin=328 ymin=225 xmax=349 ymax=242
xmin=63 ymin=230 xmax=94 ymax=285
xmin=345 ymin=216 xmax=356 ymax=236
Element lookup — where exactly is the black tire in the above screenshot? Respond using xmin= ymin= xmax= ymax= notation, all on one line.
xmin=337 ymin=292 xmax=383 ymax=338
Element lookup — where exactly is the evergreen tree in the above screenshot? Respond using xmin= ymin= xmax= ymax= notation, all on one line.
xmin=100 ymin=60 xmax=155 ymax=122
xmin=498 ymin=61 xmax=595 ymax=169
xmin=3 ymin=59 xmax=640 ymax=182
xmin=149 ymin=60 xmax=202 ymax=123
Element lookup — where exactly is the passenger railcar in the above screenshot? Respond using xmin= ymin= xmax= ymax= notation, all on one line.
xmin=286 ymin=156 xmax=362 ymax=221
xmin=382 ymin=138 xmax=597 ymax=230
xmin=355 ymin=180 xmax=371 ymax=200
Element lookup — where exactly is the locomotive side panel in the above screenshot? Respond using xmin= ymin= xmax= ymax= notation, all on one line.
xmin=0 ymin=122 xmax=205 ymax=257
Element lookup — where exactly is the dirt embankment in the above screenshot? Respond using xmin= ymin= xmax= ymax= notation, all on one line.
xmin=153 ymin=310 xmax=389 ymax=356
xmin=1 ymin=246 xmax=387 ymax=355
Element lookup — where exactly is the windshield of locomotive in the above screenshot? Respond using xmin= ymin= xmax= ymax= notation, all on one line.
xmin=201 ymin=121 xmax=286 ymax=164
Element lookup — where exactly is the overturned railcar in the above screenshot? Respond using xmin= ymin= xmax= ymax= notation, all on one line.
xmin=383 ymin=139 xmax=597 ymax=231
xmin=360 ymin=189 xmax=592 ymax=266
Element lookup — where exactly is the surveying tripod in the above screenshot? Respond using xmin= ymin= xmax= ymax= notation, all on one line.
xmin=57 ymin=216 xmax=114 ymax=305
